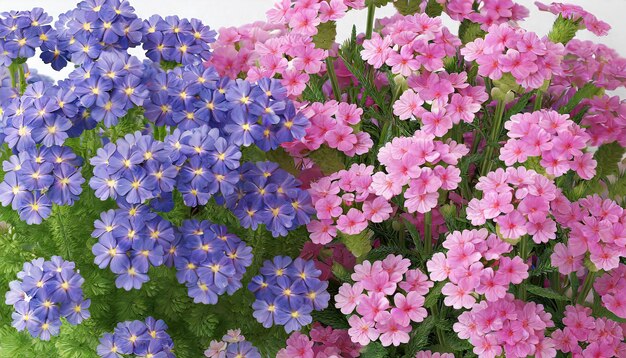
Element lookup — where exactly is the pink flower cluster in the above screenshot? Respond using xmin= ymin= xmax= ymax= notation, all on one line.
xmin=285 ymin=101 xmax=373 ymax=158
xmin=394 ymin=71 xmax=488 ymax=137
xmin=362 ymin=14 xmax=459 ymax=75
xmin=334 ymin=254 xmax=433 ymax=347
xmin=427 ymin=229 xmax=529 ymax=309
xmin=461 ymin=24 xmax=564 ymax=89
xmin=437 ymin=0 xmax=529 ymax=30
xmin=500 ymin=110 xmax=596 ymax=179
xmin=371 ymin=131 xmax=467 ymax=214
xmin=595 ymin=264 xmax=626 ymax=319
xmin=415 ymin=351 xmax=454 ymax=358
xmin=581 ymin=95 xmax=626 ymax=147
xmin=551 ymin=194 xmax=626 ymax=271
xmin=535 ymin=1 xmax=611 ymax=36
xmin=277 ymin=323 xmax=362 ymax=358
xmin=551 ymin=305 xmax=626 ymax=357
xmin=204 ymin=329 xmax=249 ymax=357
xmin=307 ymin=164 xmax=392 ymax=244
xmin=467 ymin=167 xmax=559 ymax=243
xmin=453 ymin=294 xmax=555 ymax=358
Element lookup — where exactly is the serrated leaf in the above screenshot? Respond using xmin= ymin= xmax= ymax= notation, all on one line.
xmin=458 ymin=20 xmax=486 ymax=44
xmin=425 ymin=0 xmax=443 ymax=16
xmin=403 ymin=316 xmax=435 ymax=357
xmin=332 ymin=262 xmax=354 ymax=283
xmin=609 ymin=174 xmax=626 ymax=199
xmin=595 ymin=142 xmax=626 ymax=178
xmin=424 ymin=281 xmax=444 ymax=308
xmin=309 ymin=146 xmax=346 ymax=175
xmin=313 ymin=21 xmax=337 ymax=50
xmin=394 ymin=0 xmax=422 ymax=15
xmin=339 ymin=229 xmax=373 ymax=258
xmin=525 ymin=284 xmax=568 ymax=301
xmin=360 ymin=341 xmax=388 ymax=358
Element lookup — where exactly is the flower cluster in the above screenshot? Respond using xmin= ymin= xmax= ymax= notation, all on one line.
xmin=453 ymin=294 xmax=555 ymax=358
xmin=175 ymin=219 xmax=253 ymax=304
xmin=96 ymin=317 xmax=174 ymax=358
xmin=54 ymin=0 xmax=142 ymax=67
xmin=461 ymin=23 xmax=564 ymax=89
xmin=5 ymin=257 xmax=89 ymax=340
xmin=551 ymin=194 xmax=626 ymax=272
xmin=372 ymin=131 xmax=467 ymax=214
xmin=595 ymin=264 xmax=626 ymax=319
xmin=227 ymin=161 xmax=314 ymax=237
xmin=0 ymin=146 xmax=84 ymax=224
xmin=92 ymin=207 xmax=176 ymax=290
xmin=363 ymin=14 xmax=459 ymax=75
xmin=467 ymin=167 xmax=559 ymax=243
xmin=415 ymin=351 xmax=454 ymax=358
xmin=438 ymin=0 xmax=529 ymax=30
xmin=535 ymin=1 xmax=611 ymax=36
xmin=394 ymin=70 xmax=488 ymax=137
xmin=427 ymin=229 xmax=528 ymax=309
xmin=551 ymin=305 xmax=626 ymax=357
xmin=335 ymin=254 xmax=433 ymax=347
xmin=0 ymin=8 xmax=54 ymax=64
xmin=249 ymin=256 xmax=330 ymax=333
xmin=277 ymin=323 xmax=362 ymax=358
xmin=500 ymin=110 xmax=596 ymax=179
xmin=307 ymin=164 xmax=391 ymax=244
xmin=142 ymin=15 xmax=216 ymax=66
xmin=284 ymin=101 xmax=372 ymax=157
xmin=204 ymin=329 xmax=261 ymax=358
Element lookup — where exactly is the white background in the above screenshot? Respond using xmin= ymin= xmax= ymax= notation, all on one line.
xmin=5 ymin=0 xmax=626 ymax=82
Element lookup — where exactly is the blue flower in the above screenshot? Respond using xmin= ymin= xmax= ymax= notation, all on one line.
xmin=17 ymin=191 xmax=51 ymax=224
xmin=274 ymin=296 xmax=313 ymax=333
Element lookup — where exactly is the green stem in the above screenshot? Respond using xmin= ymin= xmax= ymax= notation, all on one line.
xmin=325 ymin=58 xmax=341 ymax=101
xmin=479 ymin=100 xmax=506 ymax=177
xmin=517 ymin=236 xmax=529 ymax=301
xmin=533 ymin=91 xmax=544 ymax=111
xmin=16 ymin=64 xmax=26 ymax=95
xmin=365 ymin=3 xmax=376 ymax=40
xmin=424 ymin=210 xmax=432 ymax=257
xmin=431 ymin=303 xmax=447 ymax=346
xmin=8 ymin=62 xmax=18 ymax=90
xmin=577 ymin=271 xmax=597 ymax=304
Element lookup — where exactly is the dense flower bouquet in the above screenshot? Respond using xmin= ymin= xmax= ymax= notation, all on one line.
xmin=0 ymin=0 xmax=625 ymax=357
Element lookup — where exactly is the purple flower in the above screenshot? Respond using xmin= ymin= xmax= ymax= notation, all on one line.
xmin=97 ymin=333 xmax=123 ymax=358
xmin=252 ymin=298 xmax=278 ymax=328
xmin=17 ymin=191 xmax=51 ymax=225
xmin=92 ymin=235 xmax=131 ymax=273
xmin=118 ymin=167 xmax=157 ymax=204
xmin=114 ymin=320 xmax=149 ymax=354
xmin=60 ymin=299 xmax=91 ymax=325
xmin=0 ymin=172 xmax=29 ymax=209
xmin=48 ymin=163 xmax=84 ymax=205
xmin=274 ymin=296 xmax=313 ymax=333
xmin=114 ymin=260 xmax=149 ymax=291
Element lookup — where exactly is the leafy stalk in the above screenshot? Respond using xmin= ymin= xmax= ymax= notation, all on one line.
xmin=577 ymin=271 xmax=597 ymax=304
xmin=325 ymin=58 xmax=342 ymax=101
xmin=479 ymin=100 xmax=505 ymax=177
xmin=365 ymin=3 xmax=376 ymax=39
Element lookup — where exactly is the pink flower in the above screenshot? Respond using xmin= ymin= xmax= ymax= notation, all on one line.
xmin=442 ymin=281 xmax=476 ymax=309
xmin=399 ymin=269 xmax=434 ymax=295
xmin=277 ymin=332 xmax=314 ymax=358
xmin=318 ymin=0 xmax=348 ymax=22
xmin=404 ymin=190 xmax=439 ymax=214
xmin=356 ymin=292 xmax=390 ymax=323
xmin=476 ymin=268 xmax=508 ymax=302
xmin=307 ymin=219 xmax=337 ymax=245
xmin=361 ymin=270 xmax=397 ymax=296
xmin=336 ymin=208 xmax=368 ymax=235
xmin=386 ymin=45 xmax=420 ymax=76
xmin=446 ymin=93 xmax=481 ymax=123
xmin=314 ymin=195 xmax=342 ymax=219
xmin=495 ymin=210 xmax=527 ymax=239
xmin=370 ymin=172 xmax=403 ymax=200
xmin=427 ymin=252 xmax=452 ymax=281
xmin=471 ymin=333 xmax=503 ymax=358
xmin=281 ymin=68 xmax=309 ymax=96
xmin=325 ymin=125 xmax=357 ymax=152
xmin=421 ymin=110 xmax=453 ymax=137
xmin=347 ymin=315 xmax=379 ymax=346
xmin=391 ymin=292 xmax=427 ymax=326
xmin=381 ymin=254 xmax=411 ymax=282
xmin=496 ymin=256 xmax=528 ymax=285
xmin=289 ymin=9 xmax=320 ymax=36
xmin=377 ymin=317 xmax=411 ymax=347
xmin=361 ymin=33 xmax=393 ymax=68
xmin=446 ymin=243 xmax=481 ymax=268
xmin=362 ymin=197 xmax=393 ymax=223
xmin=550 ymin=242 xmax=584 ymax=275
xmin=393 ymin=89 xmax=425 ymax=120
xmin=335 ymin=282 xmax=364 ymax=314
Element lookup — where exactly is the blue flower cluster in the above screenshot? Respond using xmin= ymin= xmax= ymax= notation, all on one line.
xmin=0 ymin=146 xmax=84 ymax=224
xmin=225 ymin=161 xmax=315 ymax=237
xmin=249 ymin=256 xmax=330 ymax=333
xmin=96 ymin=317 xmax=174 ymax=358
xmin=5 ymin=257 xmax=90 ymax=340
xmin=54 ymin=0 xmax=142 ymax=68
xmin=204 ymin=329 xmax=261 ymax=358
xmin=91 ymin=206 xmax=176 ymax=290
xmin=142 ymin=15 xmax=216 ymax=66
xmin=175 ymin=219 xmax=253 ymax=304
xmin=143 ymin=63 xmax=309 ymax=150
xmin=0 ymin=8 xmax=55 ymax=65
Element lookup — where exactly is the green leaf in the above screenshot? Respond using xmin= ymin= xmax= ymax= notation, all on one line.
xmin=394 ymin=0 xmax=422 ymax=15
xmin=558 ymin=82 xmax=602 ymax=115
xmin=425 ymin=0 xmax=443 ymax=16
xmin=360 ymin=341 xmax=389 ymax=358
xmin=366 ymin=0 xmax=392 ymax=7
xmin=311 ymin=308 xmax=350 ymax=329
xmin=458 ymin=20 xmax=486 ymax=44
xmin=595 ymin=142 xmax=626 ymax=178
xmin=309 ymin=146 xmax=346 ymax=175
xmin=339 ymin=229 xmax=373 ymax=258
xmin=525 ymin=284 xmax=568 ymax=301
xmin=332 ymin=262 xmax=354 ymax=283
xmin=266 ymin=147 xmax=299 ymax=176
xmin=424 ymin=281 xmax=444 ymax=308
xmin=609 ymin=174 xmax=626 ymax=198
xmin=312 ymin=21 xmax=337 ymax=50
xmin=403 ymin=316 xmax=435 ymax=357
xmin=548 ymin=15 xmax=580 ymax=45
